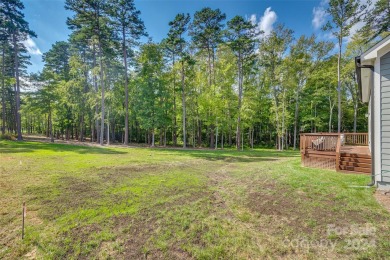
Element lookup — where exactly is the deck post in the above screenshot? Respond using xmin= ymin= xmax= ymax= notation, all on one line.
xmin=335 ymin=134 xmax=341 ymax=172
xmin=300 ymin=134 xmax=305 ymax=166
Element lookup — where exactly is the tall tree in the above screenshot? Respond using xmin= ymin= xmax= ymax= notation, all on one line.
xmin=286 ymin=35 xmax=333 ymax=149
xmin=108 ymin=0 xmax=146 ymax=145
xmin=167 ymin=13 xmax=191 ymax=148
xmin=1 ymin=0 xmax=36 ymax=140
xmin=226 ymin=15 xmax=259 ymax=150
xmin=135 ymin=42 xmax=168 ymax=147
xmin=66 ymin=0 xmax=112 ymax=145
xmin=41 ymin=41 xmax=71 ymax=141
xmin=190 ymin=7 xmax=226 ymax=148
xmin=323 ymin=0 xmax=366 ymax=133
xmin=363 ymin=0 xmax=390 ymax=41
xmin=344 ymin=34 xmax=370 ymax=132
xmin=260 ymin=24 xmax=293 ymax=150
xmin=42 ymin=41 xmax=70 ymax=81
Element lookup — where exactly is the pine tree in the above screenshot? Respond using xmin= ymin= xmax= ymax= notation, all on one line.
xmin=190 ymin=7 xmax=226 ymax=148
xmin=66 ymin=0 xmax=113 ymax=145
xmin=323 ymin=0 xmax=366 ymax=133
xmin=259 ymin=24 xmax=293 ymax=150
xmin=363 ymin=0 xmax=390 ymax=40
xmin=226 ymin=15 xmax=259 ymax=150
xmin=108 ymin=0 xmax=146 ymax=145
xmin=1 ymin=0 xmax=36 ymax=140
xmin=166 ymin=13 xmax=191 ymax=148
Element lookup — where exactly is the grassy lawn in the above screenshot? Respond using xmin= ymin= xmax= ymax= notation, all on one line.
xmin=1 ymin=140 xmax=389 ymax=259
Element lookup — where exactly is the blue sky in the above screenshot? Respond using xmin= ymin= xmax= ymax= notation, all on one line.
xmin=22 ymin=0 xmax=331 ymax=73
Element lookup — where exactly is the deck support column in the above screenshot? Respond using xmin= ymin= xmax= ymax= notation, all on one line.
xmin=335 ymin=134 xmax=341 ymax=172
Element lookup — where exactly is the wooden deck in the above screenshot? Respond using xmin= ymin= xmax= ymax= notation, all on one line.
xmin=341 ymin=145 xmax=370 ymax=155
xmin=300 ymin=133 xmax=371 ymax=174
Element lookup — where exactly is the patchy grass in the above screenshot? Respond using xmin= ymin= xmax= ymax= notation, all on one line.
xmin=0 ymin=140 xmax=389 ymax=259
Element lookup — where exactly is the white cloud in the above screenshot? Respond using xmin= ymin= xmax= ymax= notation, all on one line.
xmin=312 ymin=0 xmax=328 ymax=30
xmin=249 ymin=7 xmax=277 ymax=39
xmin=259 ymin=7 xmax=277 ymax=37
xmin=23 ymin=37 xmax=42 ymax=56
xmin=249 ymin=14 xmax=257 ymax=26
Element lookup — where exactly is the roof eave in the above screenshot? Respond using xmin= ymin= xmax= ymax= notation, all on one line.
xmin=361 ymin=35 xmax=390 ymax=61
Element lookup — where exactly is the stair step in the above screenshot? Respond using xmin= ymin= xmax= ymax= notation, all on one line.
xmin=340 ymin=153 xmax=371 ymax=159
xmin=339 ymin=161 xmax=371 ymax=168
xmin=339 ymin=165 xmax=371 ymax=173
xmin=340 ymin=157 xmax=372 ymax=164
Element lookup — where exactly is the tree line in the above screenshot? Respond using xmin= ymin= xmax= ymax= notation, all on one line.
xmin=1 ymin=0 xmax=389 ymax=150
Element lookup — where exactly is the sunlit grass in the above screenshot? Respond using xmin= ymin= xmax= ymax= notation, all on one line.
xmin=0 ymin=140 xmax=389 ymax=259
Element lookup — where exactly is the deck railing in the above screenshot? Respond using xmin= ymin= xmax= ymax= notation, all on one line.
xmin=300 ymin=133 xmax=339 ymax=152
xmin=343 ymin=133 xmax=369 ymax=146
xmin=300 ymin=132 xmax=369 ymax=172
xmin=300 ymin=133 xmax=368 ymax=152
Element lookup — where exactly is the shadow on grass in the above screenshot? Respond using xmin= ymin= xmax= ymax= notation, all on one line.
xmin=158 ymin=147 xmax=300 ymax=162
xmin=0 ymin=141 xmax=126 ymax=155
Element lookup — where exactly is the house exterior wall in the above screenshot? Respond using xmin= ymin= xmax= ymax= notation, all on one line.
xmin=380 ymin=50 xmax=390 ymax=185
xmin=359 ymin=35 xmax=390 ymax=189
xmin=374 ymin=56 xmax=382 ymax=184
xmin=368 ymin=94 xmax=371 ymax=153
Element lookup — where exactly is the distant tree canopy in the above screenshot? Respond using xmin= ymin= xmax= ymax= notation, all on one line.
xmin=1 ymin=1 xmax=387 ymax=149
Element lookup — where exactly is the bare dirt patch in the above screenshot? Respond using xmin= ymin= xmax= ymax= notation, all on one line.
xmin=1 ymin=156 xmax=14 ymax=161
xmin=375 ymin=190 xmax=390 ymax=213
xmin=98 ymin=161 xmax=198 ymax=184
xmin=247 ymin=183 xmax=371 ymax=236
xmin=39 ymin=176 xmax=102 ymax=220
xmin=60 ymin=223 xmax=102 ymax=257
xmin=108 ymin=190 xmax=209 ymax=259
xmin=112 ymin=213 xmax=161 ymax=259
xmin=24 ymin=247 xmax=37 ymax=259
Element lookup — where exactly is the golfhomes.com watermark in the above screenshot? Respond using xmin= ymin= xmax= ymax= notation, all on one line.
xmin=283 ymin=224 xmax=377 ymax=251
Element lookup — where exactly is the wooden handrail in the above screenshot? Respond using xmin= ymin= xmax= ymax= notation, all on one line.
xmin=343 ymin=133 xmax=368 ymax=146
xmin=300 ymin=132 xmax=369 ymax=172
xmin=300 ymin=133 xmax=340 ymax=136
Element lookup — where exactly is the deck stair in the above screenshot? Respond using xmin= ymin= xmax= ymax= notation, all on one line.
xmin=300 ymin=133 xmax=371 ymax=174
xmin=339 ymin=152 xmax=371 ymax=174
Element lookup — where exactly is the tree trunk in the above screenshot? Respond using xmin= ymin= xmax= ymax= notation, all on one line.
xmin=215 ymin=123 xmax=218 ymax=149
xmin=221 ymin=131 xmax=224 ymax=149
xmin=107 ymin=109 xmax=110 ymax=145
xmin=273 ymin=90 xmax=280 ymax=150
xmin=164 ymin=128 xmax=167 ymax=147
xmin=229 ymin=126 xmax=232 ymax=146
xmin=151 ymin=129 xmax=155 ymax=147
xmin=172 ymin=55 xmax=177 ymax=146
xmin=293 ymin=86 xmax=300 ymax=150
xmin=181 ymin=60 xmax=186 ymax=148
xmin=353 ymin=100 xmax=358 ymax=133
xmin=281 ymin=89 xmax=286 ymax=151
xmin=93 ymin=44 xmax=99 ymax=143
xmin=49 ymin=105 xmax=54 ymax=143
xmin=236 ymin=55 xmax=243 ymax=151
xmin=337 ymin=36 xmax=342 ymax=133
xmin=99 ymin=42 xmax=105 ymax=145
xmin=210 ymin=125 xmax=214 ymax=149
xmin=13 ymin=32 xmax=22 ymax=141
xmin=79 ymin=114 xmax=84 ymax=142
xmin=1 ymin=46 xmax=6 ymax=135
xmin=329 ymin=97 xmax=335 ymax=132
xmin=122 ymin=27 xmax=130 ymax=145
xmin=197 ymin=119 xmax=202 ymax=147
